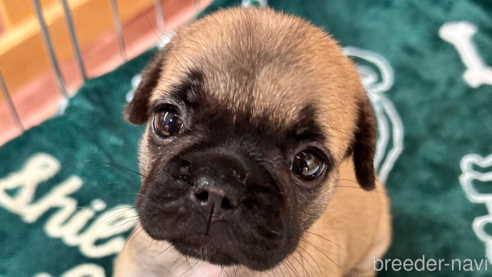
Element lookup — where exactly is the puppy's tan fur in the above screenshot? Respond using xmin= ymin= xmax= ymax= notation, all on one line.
xmin=115 ymin=8 xmax=391 ymax=277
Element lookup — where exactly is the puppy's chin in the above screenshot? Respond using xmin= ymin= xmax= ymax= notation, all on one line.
xmin=135 ymin=149 xmax=301 ymax=271
xmin=169 ymin=236 xmax=238 ymax=266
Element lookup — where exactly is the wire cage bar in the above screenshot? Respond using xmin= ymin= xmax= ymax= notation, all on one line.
xmin=155 ymin=0 xmax=165 ymax=35
xmin=31 ymin=0 xmax=69 ymax=98
xmin=61 ymin=0 xmax=88 ymax=81
xmin=0 ymin=71 xmax=24 ymax=132
xmin=110 ymin=0 xmax=128 ymax=62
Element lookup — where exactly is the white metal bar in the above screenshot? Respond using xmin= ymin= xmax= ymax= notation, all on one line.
xmin=0 ymin=71 xmax=24 ymax=132
xmin=155 ymin=0 xmax=165 ymax=35
xmin=31 ymin=0 xmax=69 ymax=98
xmin=193 ymin=0 xmax=201 ymax=13
xmin=110 ymin=0 xmax=128 ymax=62
xmin=61 ymin=0 xmax=88 ymax=81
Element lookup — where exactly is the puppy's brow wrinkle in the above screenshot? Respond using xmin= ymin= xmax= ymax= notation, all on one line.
xmin=288 ymin=104 xmax=326 ymax=142
xmin=150 ymin=69 xmax=206 ymax=112
xmin=171 ymin=69 xmax=205 ymax=104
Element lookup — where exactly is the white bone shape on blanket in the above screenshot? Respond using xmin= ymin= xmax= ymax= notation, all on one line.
xmin=440 ymin=21 xmax=492 ymax=88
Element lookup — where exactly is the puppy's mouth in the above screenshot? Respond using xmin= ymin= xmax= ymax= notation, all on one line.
xmin=135 ymin=150 xmax=297 ymax=271
xmin=166 ymin=218 xmax=241 ymax=266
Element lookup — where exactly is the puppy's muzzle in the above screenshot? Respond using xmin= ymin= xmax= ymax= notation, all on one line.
xmin=137 ymin=146 xmax=289 ymax=269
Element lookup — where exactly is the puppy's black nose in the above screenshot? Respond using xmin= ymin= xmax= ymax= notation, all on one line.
xmin=189 ymin=153 xmax=251 ymax=215
xmin=193 ymin=182 xmax=239 ymax=214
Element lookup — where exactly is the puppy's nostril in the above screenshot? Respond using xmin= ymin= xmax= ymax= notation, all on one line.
xmin=180 ymin=159 xmax=191 ymax=172
xmin=181 ymin=159 xmax=191 ymax=167
xmin=257 ymin=187 xmax=270 ymax=194
xmin=195 ymin=190 xmax=209 ymax=203
xmin=221 ymin=197 xmax=234 ymax=210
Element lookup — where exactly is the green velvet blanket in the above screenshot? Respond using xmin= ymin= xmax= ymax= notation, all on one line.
xmin=1 ymin=0 xmax=491 ymax=276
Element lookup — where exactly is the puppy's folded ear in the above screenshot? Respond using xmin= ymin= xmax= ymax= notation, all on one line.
xmin=124 ymin=50 xmax=166 ymax=125
xmin=352 ymin=92 xmax=377 ymax=191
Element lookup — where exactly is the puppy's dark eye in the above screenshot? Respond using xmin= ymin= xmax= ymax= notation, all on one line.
xmin=292 ymin=150 xmax=325 ymax=180
xmin=152 ymin=108 xmax=183 ymax=138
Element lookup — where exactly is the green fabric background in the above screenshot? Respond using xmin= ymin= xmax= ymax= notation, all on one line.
xmin=1 ymin=0 xmax=492 ymax=276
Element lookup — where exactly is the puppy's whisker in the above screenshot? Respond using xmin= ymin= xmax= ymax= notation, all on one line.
xmin=290 ymin=250 xmax=310 ymax=277
xmin=96 ymin=207 xmax=137 ymax=232
xmin=336 ymin=180 xmax=386 ymax=195
xmin=146 ymin=16 xmax=165 ymax=43
xmin=74 ymin=180 xmax=140 ymax=195
xmin=228 ymin=267 xmax=236 ymax=277
xmin=104 ymin=163 xmax=148 ymax=178
xmin=298 ymin=251 xmax=307 ymax=277
xmin=222 ymin=267 xmax=231 ymax=277
xmin=152 ymin=244 xmax=173 ymax=258
xmin=283 ymin=260 xmax=297 ymax=277
xmin=93 ymin=207 xmax=135 ymax=230
xmin=296 ymin=245 xmax=323 ymax=277
xmin=190 ymin=265 xmax=200 ymax=277
xmin=299 ymin=238 xmax=336 ymax=256
xmin=98 ymin=181 xmax=139 ymax=189
xmin=300 ymin=239 xmax=354 ymax=277
xmin=304 ymin=231 xmax=348 ymax=255
xmin=178 ymin=261 xmax=199 ymax=277
xmin=337 ymin=178 xmax=358 ymax=185
xmin=147 ymin=20 xmax=188 ymax=74
xmin=284 ymin=258 xmax=301 ymax=277
xmin=277 ymin=263 xmax=287 ymax=277
xmin=84 ymin=160 xmax=146 ymax=178
xmin=123 ymin=225 xmax=144 ymax=251
xmin=148 ymin=238 xmax=155 ymax=248
xmin=105 ymin=218 xmax=140 ymax=236
xmin=168 ymin=254 xmax=185 ymax=275
xmin=337 ymin=185 xmax=385 ymax=194
xmin=102 ymin=206 xmax=135 ymax=219
xmin=102 ymin=206 xmax=136 ymax=212
xmin=217 ymin=267 xmax=224 ymax=277
xmin=106 ymin=215 xmax=140 ymax=225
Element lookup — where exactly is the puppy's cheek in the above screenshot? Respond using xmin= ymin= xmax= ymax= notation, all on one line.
xmin=136 ymin=169 xmax=192 ymax=236
xmin=241 ymin=203 xmax=285 ymax=241
xmin=298 ymin=173 xmax=337 ymax=230
xmin=134 ymin=152 xmax=197 ymax=241
xmin=137 ymin=130 xmax=153 ymax=179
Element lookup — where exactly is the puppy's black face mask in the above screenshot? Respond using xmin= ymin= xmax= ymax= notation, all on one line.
xmin=132 ymin=69 xmax=341 ymax=271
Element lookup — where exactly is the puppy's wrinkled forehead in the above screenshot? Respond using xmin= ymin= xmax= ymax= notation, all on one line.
xmin=149 ymin=8 xmax=362 ymax=155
